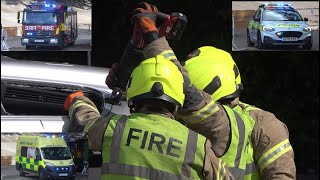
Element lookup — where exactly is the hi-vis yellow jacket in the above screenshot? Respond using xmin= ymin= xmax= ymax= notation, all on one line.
xmin=68 ymin=96 xmax=235 ymax=180
xmin=143 ymin=37 xmax=296 ymax=180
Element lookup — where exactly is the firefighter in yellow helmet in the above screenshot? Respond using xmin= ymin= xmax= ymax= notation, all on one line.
xmin=182 ymin=46 xmax=296 ymax=179
xmin=64 ymin=55 xmax=234 ymax=179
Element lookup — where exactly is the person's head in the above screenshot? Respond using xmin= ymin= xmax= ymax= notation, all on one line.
xmin=126 ymin=55 xmax=185 ymax=115
xmin=184 ymin=46 xmax=242 ymax=104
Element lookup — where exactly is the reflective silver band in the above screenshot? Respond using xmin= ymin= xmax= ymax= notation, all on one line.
xmin=110 ymin=116 xmax=128 ymax=163
xmin=234 ymin=111 xmax=245 ymax=168
xmin=102 ymin=163 xmax=183 ymax=180
xmin=228 ymin=162 xmax=257 ymax=179
xmin=181 ymin=129 xmax=198 ymax=177
xmin=184 ymin=103 xmax=217 ymax=124
xmin=258 ymin=142 xmax=291 ymax=167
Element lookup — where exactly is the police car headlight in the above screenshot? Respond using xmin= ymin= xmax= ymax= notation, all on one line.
xmin=44 ymin=162 xmax=54 ymax=166
xmin=262 ymin=26 xmax=275 ymax=32
xmin=70 ymin=162 xmax=75 ymax=166
xmin=303 ymin=27 xmax=311 ymax=32
xmin=22 ymin=38 xmax=29 ymax=43
xmin=50 ymin=39 xmax=58 ymax=43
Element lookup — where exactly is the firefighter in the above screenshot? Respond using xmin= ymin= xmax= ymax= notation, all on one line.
xmin=182 ymin=46 xmax=296 ymax=179
xmin=63 ymin=2 xmax=234 ymax=179
xmin=64 ymin=57 xmax=234 ymax=179
xmin=105 ymin=2 xmax=296 ymax=179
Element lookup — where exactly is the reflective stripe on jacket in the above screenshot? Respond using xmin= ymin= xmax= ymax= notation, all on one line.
xmin=100 ymin=113 xmax=208 ymax=180
xmin=222 ymin=102 xmax=293 ymax=180
xmin=222 ymin=104 xmax=259 ymax=180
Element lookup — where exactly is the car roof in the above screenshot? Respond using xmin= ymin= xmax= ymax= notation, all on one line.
xmin=1 ymin=56 xmax=112 ymax=93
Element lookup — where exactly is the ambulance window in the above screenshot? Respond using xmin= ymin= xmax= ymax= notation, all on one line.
xmin=21 ymin=146 xmax=28 ymax=157
xmin=27 ymin=147 xmax=36 ymax=158
xmin=36 ymin=148 xmax=41 ymax=159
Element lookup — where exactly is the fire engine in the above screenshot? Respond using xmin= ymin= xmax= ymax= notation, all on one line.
xmin=17 ymin=1 xmax=77 ymax=49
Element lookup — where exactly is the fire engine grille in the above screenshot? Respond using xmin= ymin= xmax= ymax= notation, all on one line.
xmin=25 ymin=31 xmax=54 ymax=38
xmin=275 ymin=31 xmax=303 ymax=38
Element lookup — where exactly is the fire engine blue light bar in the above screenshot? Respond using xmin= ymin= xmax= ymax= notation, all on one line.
xmin=44 ymin=4 xmax=56 ymax=8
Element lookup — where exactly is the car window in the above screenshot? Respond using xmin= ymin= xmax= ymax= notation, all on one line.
xmin=1 ymin=80 xmax=104 ymax=116
xmin=262 ymin=10 xmax=303 ymax=21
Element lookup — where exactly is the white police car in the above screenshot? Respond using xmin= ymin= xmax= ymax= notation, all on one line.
xmin=247 ymin=3 xmax=312 ymax=49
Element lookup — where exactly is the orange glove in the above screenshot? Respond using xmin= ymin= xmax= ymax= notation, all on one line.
xmin=131 ymin=2 xmax=159 ymax=49
xmin=64 ymin=91 xmax=84 ymax=111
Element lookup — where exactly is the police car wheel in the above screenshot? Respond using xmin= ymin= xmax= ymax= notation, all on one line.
xmin=19 ymin=166 xmax=25 ymax=176
xmin=247 ymin=30 xmax=254 ymax=47
xmin=257 ymin=32 xmax=265 ymax=49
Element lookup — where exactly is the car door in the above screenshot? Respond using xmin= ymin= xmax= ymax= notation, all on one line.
xmin=1 ymin=79 xmax=129 ymax=134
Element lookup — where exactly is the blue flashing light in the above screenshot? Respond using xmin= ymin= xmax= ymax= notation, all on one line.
xmin=44 ymin=4 xmax=50 ymax=7
xmin=66 ymin=167 xmax=69 ymax=170
xmin=27 ymin=32 xmax=33 ymax=35
xmin=46 ymin=135 xmax=50 ymax=138
xmin=56 ymin=167 xmax=59 ymax=171
xmin=52 ymin=4 xmax=56 ymax=8
xmin=277 ymin=3 xmax=284 ymax=6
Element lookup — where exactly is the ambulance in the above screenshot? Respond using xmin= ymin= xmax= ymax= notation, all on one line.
xmin=16 ymin=134 xmax=76 ymax=179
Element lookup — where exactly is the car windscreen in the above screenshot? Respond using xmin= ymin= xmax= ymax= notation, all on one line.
xmin=41 ymin=147 xmax=72 ymax=160
xmin=262 ymin=10 xmax=303 ymax=21
xmin=24 ymin=12 xmax=57 ymax=24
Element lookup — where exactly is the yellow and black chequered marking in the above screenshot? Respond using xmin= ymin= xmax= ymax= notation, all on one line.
xmin=18 ymin=156 xmax=39 ymax=171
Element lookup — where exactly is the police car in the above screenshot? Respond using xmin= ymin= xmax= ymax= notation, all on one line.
xmin=247 ymin=3 xmax=312 ymax=49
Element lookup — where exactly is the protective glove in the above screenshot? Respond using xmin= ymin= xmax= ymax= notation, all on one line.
xmin=64 ymin=91 xmax=84 ymax=111
xmin=131 ymin=2 xmax=159 ymax=49
xmin=105 ymin=62 xmax=119 ymax=89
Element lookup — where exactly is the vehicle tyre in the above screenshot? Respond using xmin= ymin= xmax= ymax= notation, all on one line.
xmin=247 ymin=30 xmax=254 ymax=47
xmin=257 ymin=32 xmax=265 ymax=49
xmin=19 ymin=166 xmax=25 ymax=176
xmin=38 ymin=169 xmax=47 ymax=180
xmin=302 ymin=43 xmax=312 ymax=50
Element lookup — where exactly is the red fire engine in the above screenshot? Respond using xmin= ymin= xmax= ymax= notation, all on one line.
xmin=17 ymin=1 xmax=77 ymax=49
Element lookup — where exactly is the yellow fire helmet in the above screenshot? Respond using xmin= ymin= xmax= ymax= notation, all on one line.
xmin=127 ymin=54 xmax=185 ymax=112
xmin=184 ymin=46 xmax=241 ymax=102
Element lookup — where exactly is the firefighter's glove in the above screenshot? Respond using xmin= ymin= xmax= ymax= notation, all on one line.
xmin=105 ymin=62 xmax=119 ymax=89
xmin=64 ymin=91 xmax=84 ymax=111
xmin=131 ymin=2 xmax=159 ymax=49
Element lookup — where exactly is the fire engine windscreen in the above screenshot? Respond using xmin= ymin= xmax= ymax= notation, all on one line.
xmin=41 ymin=147 xmax=72 ymax=160
xmin=24 ymin=12 xmax=57 ymax=24
xmin=263 ymin=10 xmax=303 ymax=21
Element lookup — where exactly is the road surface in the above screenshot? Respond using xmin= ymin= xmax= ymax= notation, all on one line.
xmin=1 ymin=165 xmax=89 ymax=180
xmin=232 ymin=29 xmax=319 ymax=51
xmin=4 ymin=29 xmax=91 ymax=51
